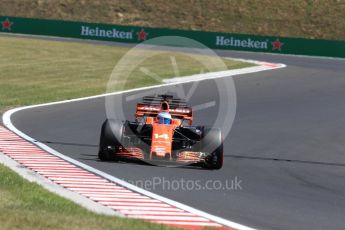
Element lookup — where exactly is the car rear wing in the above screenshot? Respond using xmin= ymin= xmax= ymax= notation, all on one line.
xmin=135 ymin=103 xmax=193 ymax=124
xmin=141 ymin=95 xmax=188 ymax=108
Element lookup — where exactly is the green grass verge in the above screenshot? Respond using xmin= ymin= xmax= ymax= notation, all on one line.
xmin=0 ymin=35 xmax=253 ymax=112
xmin=0 ymin=35 xmax=252 ymax=229
xmin=0 ymin=164 xmax=177 ymax=230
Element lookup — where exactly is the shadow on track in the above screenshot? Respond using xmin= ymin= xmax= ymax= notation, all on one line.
xmin=30 ymin=140 xmax=345 ymax=168
xmin=36 ymin=140 xmax=97 ymax=148
xmin=225 ymin=154 xmax=345 ymax=167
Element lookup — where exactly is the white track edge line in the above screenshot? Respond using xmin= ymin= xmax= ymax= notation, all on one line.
xmin=2 ymin=65 xmax=285 ymax=115
xmin=1 ymin=59 xmax=286 ymax=230
xmin=2 ymin=117 xmax=256 ymax=230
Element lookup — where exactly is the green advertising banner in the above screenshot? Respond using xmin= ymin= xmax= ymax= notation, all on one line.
xmin=1 ymin=16 xmax=345 ymax=58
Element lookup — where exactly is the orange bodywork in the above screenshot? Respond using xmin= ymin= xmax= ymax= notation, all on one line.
xmin=176 ymin=151 xmax=203 ymax=163
xmin=134 ymin=100 xmax=195 ymax=161
xmin=150 ymin=123 xmax=175 ymax=160
xmin=116 ymin=147 xmax=145 ymax=160
xmin=147 ymin=116 xmax=181 ymax=160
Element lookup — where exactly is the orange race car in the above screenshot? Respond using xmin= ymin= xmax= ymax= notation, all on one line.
xmin=98 ymin=95 xmax=223 ymax=169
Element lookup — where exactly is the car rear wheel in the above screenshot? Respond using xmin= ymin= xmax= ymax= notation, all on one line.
xmin=98 ymin=119 xmax=123 ymax=161
xmin=201 ymin=128 xmax=223 ymax=170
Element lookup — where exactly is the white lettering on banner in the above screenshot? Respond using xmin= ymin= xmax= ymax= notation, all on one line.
xmin=81 ymin=26 xmax=133 ymax=40
xmin=216 ymin=36 xmax=268 ymax=49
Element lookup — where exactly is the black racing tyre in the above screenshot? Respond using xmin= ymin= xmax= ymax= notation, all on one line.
xmin=98 ymin=119 xmax=123 ymax=161
xmin=201 ymin=128 xmax=223 ymax=170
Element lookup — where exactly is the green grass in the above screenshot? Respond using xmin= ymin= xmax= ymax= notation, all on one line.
xmin=0 ymin=164 xmax=178 ymax=230
xmin=0 ymin=35 xmax=252 ymax=112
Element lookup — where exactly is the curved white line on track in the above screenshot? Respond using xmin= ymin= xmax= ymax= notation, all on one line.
xmin=1 ymin=60 xmax=285 ymax=230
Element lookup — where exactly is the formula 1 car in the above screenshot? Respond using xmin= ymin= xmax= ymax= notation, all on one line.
xmin=98 ymin=95 xmax=223 ymax=169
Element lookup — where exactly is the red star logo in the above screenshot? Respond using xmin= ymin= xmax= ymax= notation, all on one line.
xmin=271 ymin=38 xmax=283 ymax=51
xmin=2 ymin=18 xmax=13 ymax=31
xmin=137 ymin=29 xmax=148 ymax=41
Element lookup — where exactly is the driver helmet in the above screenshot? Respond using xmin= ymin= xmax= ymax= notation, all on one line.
xmin=157 ymin=112 xmax=172 ymax=124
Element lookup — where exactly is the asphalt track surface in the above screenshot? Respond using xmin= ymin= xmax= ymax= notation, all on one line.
xmin=10 ymin=47 xmax=345 ymax=230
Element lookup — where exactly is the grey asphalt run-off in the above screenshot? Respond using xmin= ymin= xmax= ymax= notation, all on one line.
xmin=8 ymin=43 xmax=345 ymax=230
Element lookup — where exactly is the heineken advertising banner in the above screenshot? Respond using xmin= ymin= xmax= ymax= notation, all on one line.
xmin=1 ymin=16 xmax=345 ymax=58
